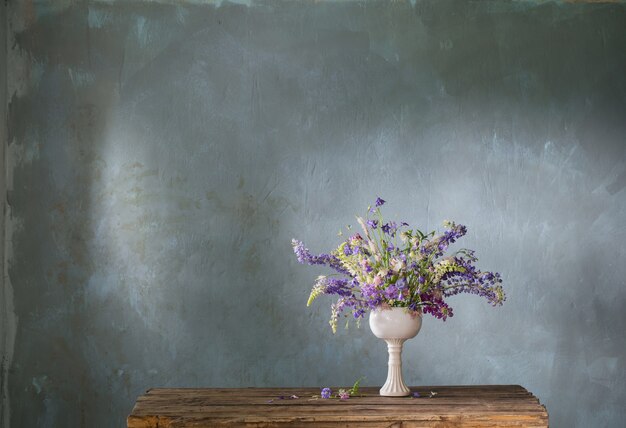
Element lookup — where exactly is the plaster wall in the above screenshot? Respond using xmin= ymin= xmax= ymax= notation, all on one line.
xmin=4 ymin=1 xmax=626 ymax=427
xmin=1 ymin=1 xmax=11 ymax=425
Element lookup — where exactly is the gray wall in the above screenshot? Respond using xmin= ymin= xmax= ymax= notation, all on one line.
xmin=2 ymin=0 xmax=626 ymax=427
xmin=1 ymin=1 xmax=10 ymax=426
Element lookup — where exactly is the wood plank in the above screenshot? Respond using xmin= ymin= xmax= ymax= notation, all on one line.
xmin=130 ymin=415 xmax=549 ymax=428
xmin=128 ymin=385 xmax=548 ymax=428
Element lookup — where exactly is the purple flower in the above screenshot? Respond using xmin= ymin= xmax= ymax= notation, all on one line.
xmin=375 ymin=197 xmax=386 ymax=207
xmin=384 ymin=285 xmax=398 ymax=300
xmin=420 ymin=292 xmax=454 ymax=320
xmin=321 ymin=388 xmax=332 ymax=399
xmin=353 ymin=308 xmax=365 ymax=318
xmin=324 ymin=278 xmax=352 ymax=297
xmin=381 ymin=222 xmax=398 ymax=236
xmin=343 ymin=244 xmax=352 ymax=256
xmin=367 ymin=219 xmax=379 ymax=229
xmin=291 ymin=239 xmax=350 ymax=275
xmin=411 ymin=391 xmax=421 ymax=398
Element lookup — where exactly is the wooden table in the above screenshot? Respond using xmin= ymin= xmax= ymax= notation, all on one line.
xmin=128 ymin=385 xmax=549 ymax=427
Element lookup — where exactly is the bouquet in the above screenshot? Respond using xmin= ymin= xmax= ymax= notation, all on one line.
xmin=292 ymin=198 xmax=505 ymax=333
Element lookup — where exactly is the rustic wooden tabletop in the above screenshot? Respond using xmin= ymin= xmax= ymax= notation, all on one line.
xmin=128 ymin=384 xmax=549 ymax=427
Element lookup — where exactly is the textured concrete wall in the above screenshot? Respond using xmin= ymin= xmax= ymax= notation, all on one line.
xmin=3 ymin=0 xmax=626 ymax=427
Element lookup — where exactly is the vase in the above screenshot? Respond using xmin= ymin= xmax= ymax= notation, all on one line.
xmin=369 ymin=307 xmax=422 ymax=397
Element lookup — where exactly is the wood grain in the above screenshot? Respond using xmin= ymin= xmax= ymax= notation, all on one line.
xmin=128 ymin=385 xmax=549 ymax=427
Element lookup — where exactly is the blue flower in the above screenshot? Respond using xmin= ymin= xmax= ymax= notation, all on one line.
xmin=321 ymin=388 xmax=332 ymax=399
xmin=381 ymin=222 xmax=398 ymax=236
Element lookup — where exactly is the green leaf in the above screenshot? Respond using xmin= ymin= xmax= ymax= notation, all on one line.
xmin=349 ymin=377 xmax=365 ymax=396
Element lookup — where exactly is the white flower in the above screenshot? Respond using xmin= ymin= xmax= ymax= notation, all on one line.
xmin=391 ymin=258 xmax=405 ymax=273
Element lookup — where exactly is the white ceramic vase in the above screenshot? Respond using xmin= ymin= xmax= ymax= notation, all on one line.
xmin=369 ymin=307 xmax=422 ymax=397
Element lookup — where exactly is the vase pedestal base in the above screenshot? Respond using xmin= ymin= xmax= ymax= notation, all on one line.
xmin=379 ymin=338 xmax=411 ymax=397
